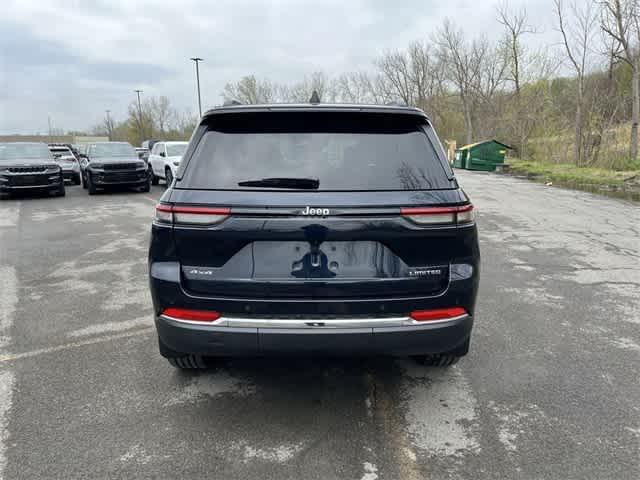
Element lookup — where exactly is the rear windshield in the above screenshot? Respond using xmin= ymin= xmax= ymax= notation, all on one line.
xmin=180 ymin=112 xmax=453 ymax=191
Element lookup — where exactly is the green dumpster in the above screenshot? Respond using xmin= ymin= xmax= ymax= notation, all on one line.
xmin=453 ymin=149 xmax=468 ymax=169
xmin=454 ymin=140 xmax=512 ymax=171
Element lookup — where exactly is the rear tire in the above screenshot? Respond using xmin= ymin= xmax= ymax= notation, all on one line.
xmin=81 ymin=172 xmax=88 ymax=189
xmin=165 ymin=168 xmax=173 ymax=188
xmin=412 ymin=339 xmax=469 ymax=367
xmin=159 ymin=337 xmax=208 ymax=369
xmin=167 ymin=356 xmax=208 ymax=369
xmin=412 ymin=354 xmax=461 ymax=367
xmin=73 ymin=173 xmax=81 ymax=185
xmin=149 ymin=166 xmax=159 ymax=185
xmin=140 ymin=176 xmax=151 ymax=193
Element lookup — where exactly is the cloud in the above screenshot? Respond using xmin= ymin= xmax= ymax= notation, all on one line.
xmin=0 ymin=0 xmax=556 ymax=134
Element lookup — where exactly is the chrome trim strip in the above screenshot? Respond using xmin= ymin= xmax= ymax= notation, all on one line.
xmin=159 ymin=314 xmax=468 ymax=328
xmin=5 ymin=183 xmax=58 ymax=189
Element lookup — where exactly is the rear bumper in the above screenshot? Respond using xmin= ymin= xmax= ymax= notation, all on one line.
xmin=156 ymin=313 xmax=473 ymax=357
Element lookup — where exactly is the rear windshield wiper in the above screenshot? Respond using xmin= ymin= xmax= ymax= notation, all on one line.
xmin=237 ymin=177 xmax=319 ymax=189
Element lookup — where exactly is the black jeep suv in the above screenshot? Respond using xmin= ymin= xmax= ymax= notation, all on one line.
xmin=148 ymin=103 xmax=480 ymax=368
xmin=0 ymin=142 xmax=65 ymax=199
xmin=81 ymin=142 xmax=150 ymax=194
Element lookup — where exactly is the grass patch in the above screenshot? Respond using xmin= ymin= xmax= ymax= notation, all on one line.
xmin=505 ymin=159 xmax=640 ymax=200
xmin=508 ymin=159 xmax=639 ymax=186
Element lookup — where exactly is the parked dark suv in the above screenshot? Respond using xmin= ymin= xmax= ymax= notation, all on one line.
xmin=149 ymin=103 xmax=480 ymax=369
xmin=80 ymin=142 xmax=150 ymax=194
xmin=0 ymin=142 xmax=65 ymax=199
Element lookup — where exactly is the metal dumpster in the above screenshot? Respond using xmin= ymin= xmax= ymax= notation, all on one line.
xmin=454 ymin=140 xmax=512 ymax=171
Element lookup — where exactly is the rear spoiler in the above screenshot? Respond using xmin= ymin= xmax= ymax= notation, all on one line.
xmin=202 ymin=104 xmax=430 ymax=122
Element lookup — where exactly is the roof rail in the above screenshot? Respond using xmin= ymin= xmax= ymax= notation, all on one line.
xmin=223 ymin=99 xmax=243 ymax=107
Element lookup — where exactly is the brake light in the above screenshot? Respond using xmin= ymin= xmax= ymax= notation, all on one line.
xmin=162 ymin=308 xmax=221 ymax=322
xmin=410 ymin=307 xmax=467 ymax=321
xmin=155 ymin=204 xmax=230 ymax=225
xmin=401 ymin=204 xmax=474 ymax=225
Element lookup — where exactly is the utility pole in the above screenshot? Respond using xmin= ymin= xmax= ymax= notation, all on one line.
xmin=134 ymin=89 xmax=144 ymax=146
xmin=190 ymin=57 xmax=203 ymax=118
xmin=105 ymin=110 xmax=112 ymax=141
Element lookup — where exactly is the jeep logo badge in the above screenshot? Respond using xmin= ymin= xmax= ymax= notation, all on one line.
xmin=301 ymin=206 xmax=330 ymax=216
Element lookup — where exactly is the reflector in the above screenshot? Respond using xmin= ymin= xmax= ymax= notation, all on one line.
xmin=410 ymin=307 xmax=467 ymax=321
xmin=162 ymin=308 xmax=221 ymax=322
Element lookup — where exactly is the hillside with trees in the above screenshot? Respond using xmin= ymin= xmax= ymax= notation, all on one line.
xmin=220 ymin=0 xmax=639 ymax=173
xmin=97 ymin=0 xmax=639 ymax=182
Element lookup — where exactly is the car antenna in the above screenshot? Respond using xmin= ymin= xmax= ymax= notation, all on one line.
xmin=309 ymin=90 xmax=321 ymax=104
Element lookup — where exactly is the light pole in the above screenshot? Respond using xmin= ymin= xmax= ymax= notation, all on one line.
xmin=190 ymin=57 xmax=203 ymax=118
xmin=134 ymin=89 xmax=144 ymax=145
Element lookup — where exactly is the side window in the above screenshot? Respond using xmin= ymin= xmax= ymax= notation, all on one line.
xmin=87 ymin=145 xmax=94 ymax=157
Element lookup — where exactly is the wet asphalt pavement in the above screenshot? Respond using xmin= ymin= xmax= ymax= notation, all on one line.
xmin=0 ymin=171 xmax=638 ymax=479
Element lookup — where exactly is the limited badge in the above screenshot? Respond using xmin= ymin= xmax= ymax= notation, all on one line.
xmin=408 ymin=268 xmax=442 ymax=277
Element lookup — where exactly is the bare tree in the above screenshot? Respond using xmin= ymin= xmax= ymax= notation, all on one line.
xmin=601 ymin=0 xmax=640 ymax=161
xmin=554 ymin=0 xmax=600 ymax=166
xmin=127 ymin=100 xmax=154 ymax=143
xmin=498 ymin=2 xmax=535 ymax=155
xmin=436 ymin=20 xmax=486 ymax=144
xmin=223 ymin=75 xmax=275 ymax=104
xmin=474 ymin=39 xmax=509 ymax=138
xmin=498 ymin=3 xmax=538 ymax=96
xmin=175 ymin=109 xmax=199 ymax=139
xmin=282 ymin=71 xmax=334 ymax=102
xmin=376 ymin=50 xmax=415 ymax=104
xmin=103 ymin=112 xmax=114 ymax=141
xmin=375 ymin=42 xmax=443 ymax=110
xmin=336 ymin=72 xmax=377 ymax=103
xmin=149 ymin=96 xmax=174 ymax=134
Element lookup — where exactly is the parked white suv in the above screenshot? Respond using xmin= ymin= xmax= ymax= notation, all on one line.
xmin=148 ymin=141 xmax=188 ymax=186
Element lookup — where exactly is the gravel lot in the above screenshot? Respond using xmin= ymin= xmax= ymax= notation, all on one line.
xmin=0 ymin=172 xmax=638 ymax=480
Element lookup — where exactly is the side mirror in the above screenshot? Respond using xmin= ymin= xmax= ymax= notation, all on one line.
xmin=159 ymin=151 xmax=166 ymax=157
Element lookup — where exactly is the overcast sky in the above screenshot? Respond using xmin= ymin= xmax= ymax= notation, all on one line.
xmin=0 ymin=0 xmax=558 ymax=135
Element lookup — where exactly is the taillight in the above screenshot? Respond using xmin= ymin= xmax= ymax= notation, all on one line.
xmin=410 ymin=307 xmax=467 ymax=321
xmin=155 ymin=204 xmax=173 ymax=223
xmin=401 ymin=204 xmax=474 ymax=226
xmin=155 ymin=204 xmax=230 ymax=226
xmin=162 ymin=308 xmax=221 ymax=322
